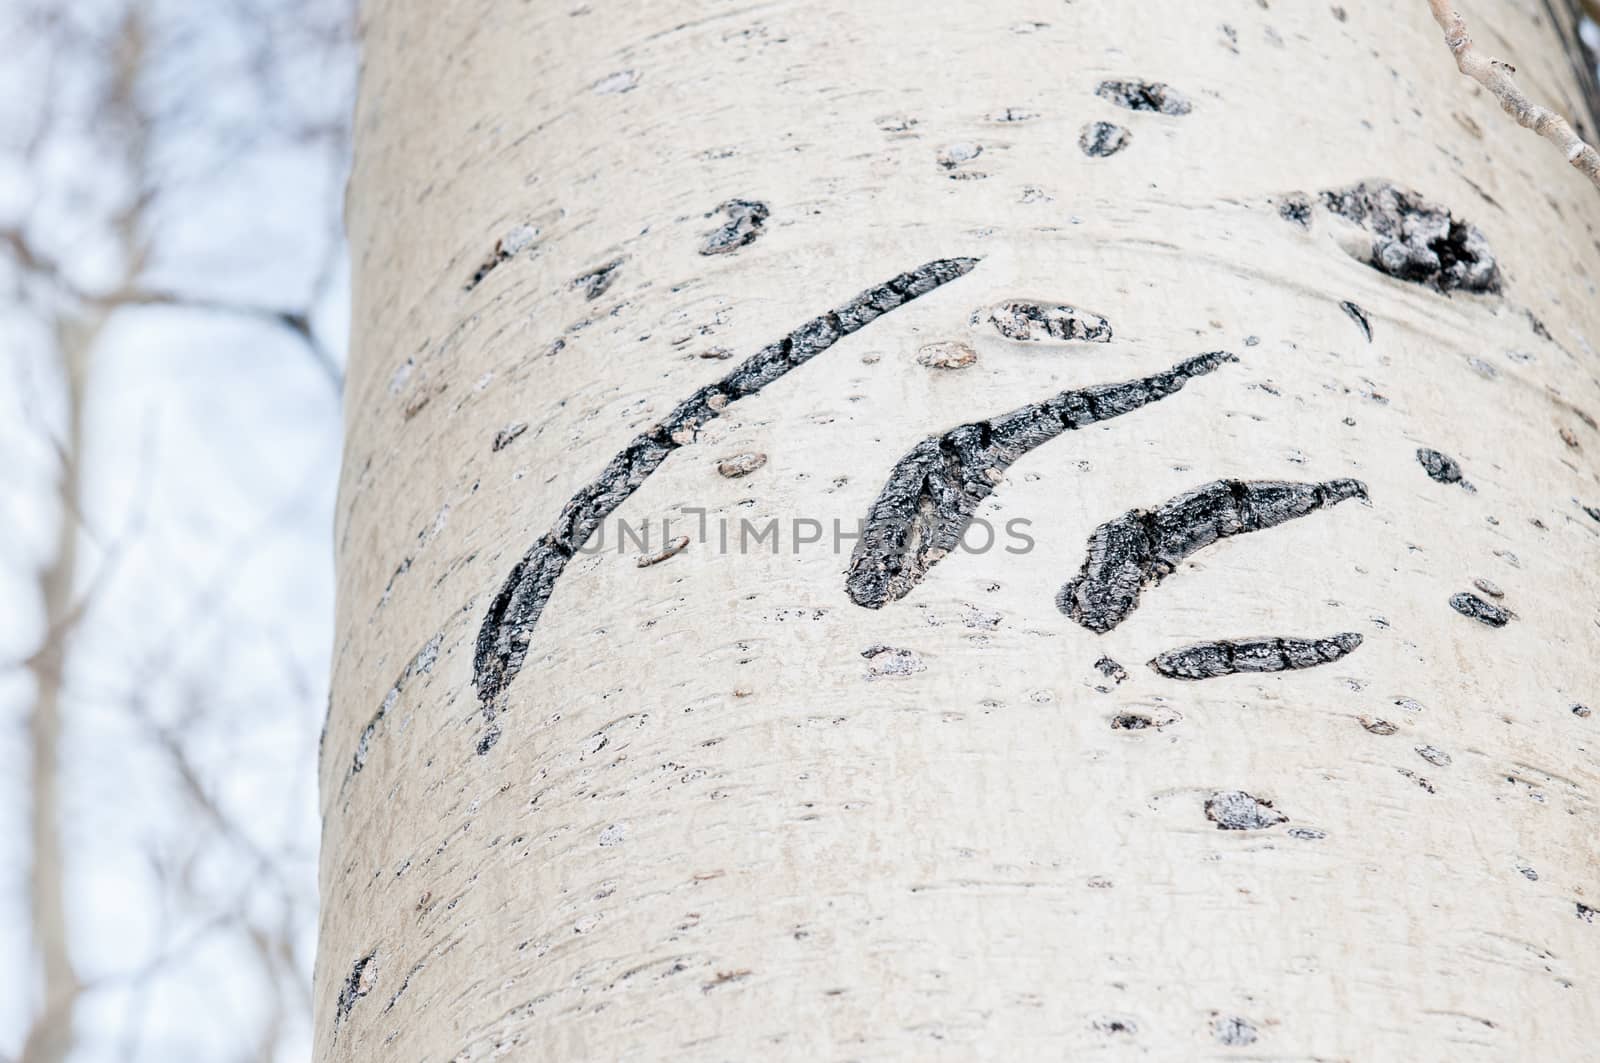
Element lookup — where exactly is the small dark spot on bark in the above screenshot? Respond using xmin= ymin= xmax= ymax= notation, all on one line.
xmin=466 ymin=224 xmax=539 ymax=290
xmin=700 ymin=199 xmax=769 ymax=256
xmin=1472 ymin=577 xmax=1503 ymax=598
xmin=1585 ymin=505 xmax=1600 ymax=524
xmin=1578 ymin=902 xmax=1596 ymax=923
xmin=1078 ymin=121 xmax=1131 ymax=157
xmin=1415 ymin=744 xmax=1452 ymax=767
xmin=717 ymin=452 xmax=767 ymax=478
xmin=1360 ymin=715 xmax=1398 ymax=735
xmin=1213 ymin=1015 xmax=1259 ymax=1045
xmin=1205 ymin=790 xmax=1286 ymax=830
xmin=1151 ymin=633 xmax=1363 ymax=680
xmin=1093 ymin=1017 xmax=1139 ymax=1035
xmin=1573 ymin=704 xmax=1593 ymax=719
xmin=1320 ymin=180 xmax=1501 ymax=294
xmin=1095 ymin=656 xmax=1129 ymax=684
xmin=1416 ymin=447 xmax=1471 ymax=489
xmin=1095 ymin=79 xmax=1192 ymax=115
xmin=936 ymin=142 xmax=983 ymax=171
xmin=975 ymin=299 xmax=1111 ymax=342
xmin=492 ymin=422 xmax=528 ymax=452
xmin=1340 ymin=300 xmax=1372 ymax=341
xmin=476 ymin=726 xmax=501 ymax=755
xmin=862 ymin=644 xmax=925 ymax=680
xmin=1059 ymin=479 xmax=1367 ymax=633
xmin=1527 ymin=311 xmax=1552 ymax=341
xmin=1287 ymin=826 xmax=1326 ymax=840
xmin=1278 ymin=194 xmax=1313 ymax=227
xmin=1111 ymin=713 xmax=1152 ymax=730
xmin=1450 ymin=592 xmax=1510 ymax=627
xmin=573 ymin=258 xmax=624 ymax=300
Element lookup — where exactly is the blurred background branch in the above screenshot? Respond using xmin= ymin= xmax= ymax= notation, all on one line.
xmin=2 ymin=0 xmax=353 ymax=1059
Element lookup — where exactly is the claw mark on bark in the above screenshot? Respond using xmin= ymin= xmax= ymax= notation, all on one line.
xmin=573 ymin=257 xmax=624 ymax=300
xmin=1450 ymin=592 xmax=1511 ymax=627
xmin=1095 ymin=79 xmax=1192 ymax=115
xmin=473 ymin=258 xmax=979 ymax=715
xmin=1339 ymin=300 xmax=1372 ymax=341
xmin=1205 ymin=790 xmax=1286 ymax=830
xmin=1058 ymin=479 xmax=1367 ymax=633
xmin=1078 ymin=121 xmax=1131 ymax=157
xmin=699 ymin=199 xmax=769 ymax=255
xmin=1320 ymin=180 xmax=1501 ymax=294
xmin=1416 ymin=447 xmax=1472 ymax=490
xmin=845 ymin=351 xmax=1236 ymax=609
xmin=1152 ymin=633 xmax=1363 ymax=680
xmin=973 ymin=299 xmax=1113 ymax=343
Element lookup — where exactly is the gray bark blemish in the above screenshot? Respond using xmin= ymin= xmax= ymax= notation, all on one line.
xmin=1340 ymin=300 xmax=1372 ymax=341
xmin=1320 ymin=180 xmax=1501 ymax=294
xmin=1058 ymin=479 xmax=1367 ymax=633
xmin=699 ymin=199 xmax=769 ymax=255
xmin=347 ymin=634 xmax=441 ymax=783
xmin=844 ymin=351 xmax=1237 ymax=610
xmin=1205 ymin=790 xmax=1286 ymax=830
xmin=473 ymin=258 xmax=979 ymax=718
xmin=1094 ymin=656 xmax=1129 ymax=685
xmin=1449 ymin=591 xmax=1511 ymax=627
xmin=466 ymin=223 xmax=539 ymax=290
xmin=1416 ymin=447 xmax=1472 ymax=490
xmin=1078 ymin=121 xmax=1131 ymax=157
xmin=973 ymin=299 xmax=1112 ymax=343
xmin=917 ymin=340 xmax=977 ymax=369
xmin=1095 ymin=79 xmax=1192 ymax=115
xmin=862 ymin=644 xmax=925 ymax=680
xmin=1213 ymin=1016 xmax=1259 ymax=1046
xmin=636 ymin=534 xmax=690 ymax=567
xmin=334 ymin=949 xmax=378 ymax=1035
xmin=492 ymin=422 xmax=528 ymax=452
xmin=1151 ymin=633 xmax=1363 ymax=680
xmin=716 ymin=452 xmax=767 ymax=478
xmin=1111 ymin=713 xmax=1152 ymax=729
xmin=573 ymin=257 xmax=624 ymax=300
xmin=1278 ymin=193 xmax=1313 ymax=227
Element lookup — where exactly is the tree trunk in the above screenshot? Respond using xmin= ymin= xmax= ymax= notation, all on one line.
xmin=321 ymin=1 xmax=1600 ymax=1058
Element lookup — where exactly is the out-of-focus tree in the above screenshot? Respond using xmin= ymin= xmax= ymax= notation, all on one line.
xmin=1 ymin=1 xmax=355 ymax=1060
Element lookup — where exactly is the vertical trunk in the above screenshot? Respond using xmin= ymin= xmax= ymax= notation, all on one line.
xmin=322 ymin=1 xmax=1600 ymax=1058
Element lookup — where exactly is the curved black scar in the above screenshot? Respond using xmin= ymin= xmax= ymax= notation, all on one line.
xmin=844 ymin=351 xmax=1237 ymax=609
xmin=472 ymin=258 xmax=979 ymax=713
xmin=1058 ymin=478 xmax=1367 ymax=633
xmin=1150 ymin=633 xmax=1364 ymax=680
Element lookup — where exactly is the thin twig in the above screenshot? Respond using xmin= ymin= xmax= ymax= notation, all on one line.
xmin=1426 ymin=0 xmax=1600 ymax=190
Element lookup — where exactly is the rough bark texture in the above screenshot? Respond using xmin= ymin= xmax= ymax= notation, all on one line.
xmin=322 ymin=1 xmax=1600 ymax=1058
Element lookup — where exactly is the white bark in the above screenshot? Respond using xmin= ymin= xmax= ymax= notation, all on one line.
xmin=321 ymin=1 xmax=1600 ymax=1058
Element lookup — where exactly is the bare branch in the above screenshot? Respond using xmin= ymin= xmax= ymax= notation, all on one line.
xmin=1426 ymin=0 xmax=1600 ymax=190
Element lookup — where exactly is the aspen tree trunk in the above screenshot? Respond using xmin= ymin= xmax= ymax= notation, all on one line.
xmin=321 ymin=1 xmax=1600 ymax=1058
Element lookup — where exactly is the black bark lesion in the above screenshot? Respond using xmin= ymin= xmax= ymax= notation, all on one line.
xmin=1151 ymin=633 xmax=1364 ymax=680
xmin=844 ymin=351 xmax=1237 ymax=610
xmin=473 ymin=258 xmax=980 ymax=719
xmin=1449 ymin=592 xmax=1511 ymax=627
xmin=1319 ymin=180 xmax=1501 ymax=294
xmin=1057 ymin=478 xmax=1368 ymax=633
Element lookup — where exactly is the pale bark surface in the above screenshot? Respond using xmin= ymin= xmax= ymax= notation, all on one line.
xmin=322 ymin=1 xmax=1600 ymax=1058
